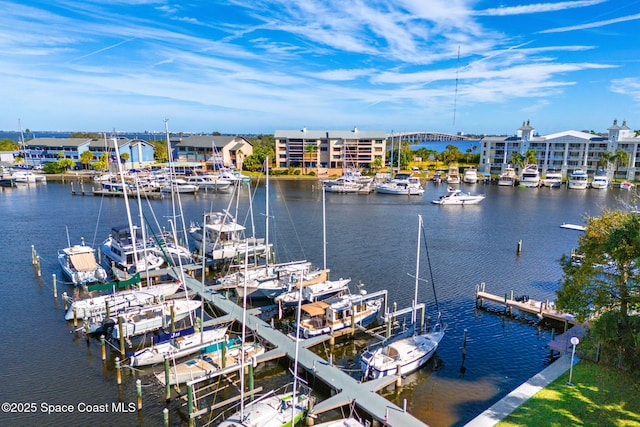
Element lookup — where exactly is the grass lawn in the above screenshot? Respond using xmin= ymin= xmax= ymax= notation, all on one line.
xmin=497 ymin=361 xmax=640 ymax=427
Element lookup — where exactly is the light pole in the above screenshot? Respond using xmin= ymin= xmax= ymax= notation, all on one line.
xmin=567 ymin=336 xmax=580 ymax=386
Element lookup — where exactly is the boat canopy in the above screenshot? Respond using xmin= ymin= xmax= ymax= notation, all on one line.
xmin=69 ymin=251 xmax=98 ymax=272
xmin=301 ymin=301 xmax=329 ymax=316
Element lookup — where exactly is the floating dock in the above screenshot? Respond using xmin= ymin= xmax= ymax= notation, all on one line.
xmin=474 ymin=282 xmax=579 ymax=328
xmin=174 ymin=270 xmax=428 ymax=427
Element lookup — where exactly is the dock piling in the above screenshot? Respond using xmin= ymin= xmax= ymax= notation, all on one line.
xmin=115 ymin=357 xmax=122 ymax=385
xmin=52 ymin=274 xmax=57 ymax=298
xmin=164 ymin=356 xmax=171 ymax=401
xmin=118 ymin=317 xmax=125 ymax=357
xmin=101 ymin=335 xmax=106 ymax=361
xmin=62 ymin=292 xmax=68 ymax=310
xmin=516 ymin=239 xmax=522 ymax=255
xmin=163 ymin=408 xmax=169 ymax=427
xmin=136 ymin=379 xmax=142 ymax=410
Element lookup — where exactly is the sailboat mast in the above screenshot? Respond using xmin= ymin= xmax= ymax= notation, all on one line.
xmin=413 ymin=215 xmax=422 ymax=326
xmin=265 ymin=156 xmax=270 ymax=267
xmin=113 ymin=137 xmax=140 ymax=272
xmin=322 ymin=185 xmax=327 ymax=271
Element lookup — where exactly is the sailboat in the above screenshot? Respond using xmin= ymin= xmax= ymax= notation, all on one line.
xmin=360 ymin=214 xmax=444 ymax=380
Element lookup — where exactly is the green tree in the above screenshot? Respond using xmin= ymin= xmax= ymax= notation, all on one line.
xmin=120 ymin=152 xmax=130 ymax=165
xmin=612 ymin=149 xmax=630 ymax=178
xmin=442 ymin=144 xmax=462 ymax=165
xmin=13 ymin=156 xmax=24 ymax=165
xmin=58 ymin=158 xmax=77 ymax=170
xmin=598 ymin=151 xmax=614 ymax=169
xmin=79 ymin=150 xmax=94 ymax=169
xmin=303 ymin=143 xmax=318 ymax=173
xmin=0 ymin=138 xmax=19 ymax=151
xmin=525 ymin=149 xmax=537 ymax=165
xmin=556 ymin=210 xmax=640 ymax=370
xmin=510 ymin=152 xmax=525 ymax=169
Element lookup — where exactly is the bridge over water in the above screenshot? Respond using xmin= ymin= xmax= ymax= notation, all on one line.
xmin=387 ymin=131 xmax=468 ymax=143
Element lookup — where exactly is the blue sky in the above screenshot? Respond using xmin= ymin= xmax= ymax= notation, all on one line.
xmin=1 ymin=0 xmax=639 ymax=136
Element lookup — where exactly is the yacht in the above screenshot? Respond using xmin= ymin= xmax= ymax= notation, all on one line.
xmin=590 ymin=168 xmax=609 ymax=189
xmin=567 ymin=169 xmax=589 ymax=190
xmin=58 ymin=244 xmax=108 ymax=286
xmin=101 ymin=225 xmax=165 ymax=274
xmin=375 ymin=173 xmax=424 ymax=196
xmin=518 ymin=165 xmax=540 ymax=188
xmin=542 ymin=169 xmax=563 ymax=188
xmin=445 ymin=166 xmax=460 ymax=185
xmin=497 ymin=166 xmax=517 ymax=186
xmin=432 ymin=187 xmax=485 ymax=205
xmin=462 ymin=167 xmax=478 ymax=184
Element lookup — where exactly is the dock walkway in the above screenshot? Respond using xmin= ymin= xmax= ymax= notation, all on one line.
xmin=181 ymin=272 xmax=427 ymax=427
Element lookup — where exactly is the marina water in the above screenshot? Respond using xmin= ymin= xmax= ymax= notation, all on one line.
xmin=0 ymin=179 xmax=634 ymax=426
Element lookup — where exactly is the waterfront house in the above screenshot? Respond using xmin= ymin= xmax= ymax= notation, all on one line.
xmin=170 ymin=134 xmax=253 ymax=170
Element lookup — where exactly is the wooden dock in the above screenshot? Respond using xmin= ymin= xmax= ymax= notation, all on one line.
xmin=474 ymin=282 xmax=579 ymax=328
xmin=177 ymin=271 xmax=428 ymax=427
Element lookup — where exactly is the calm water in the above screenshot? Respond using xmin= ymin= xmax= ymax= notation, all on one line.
xmin=0 ymin=179 xmax=633 ymax=427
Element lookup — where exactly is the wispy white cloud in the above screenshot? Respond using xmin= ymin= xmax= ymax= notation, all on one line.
xmin=611 ymin=78 xmax=640 ymax=103
xmin=539 ymin=12 xmax=640 ymax=33
xmin=477 ymin=0 xmax=605 ymax=16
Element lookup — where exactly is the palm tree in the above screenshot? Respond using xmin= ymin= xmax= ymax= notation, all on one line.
xmin=598 ymin=151 xmax=614 ymax=169
xmin=303 ymin=143 xmax=317 ymax=174
xmin=612 ymin=149 xmax=630 ymax=180
xmin=525 ymin=149 xmax=537 ymax=166
xmin=510 ymin=152 xmax=525 ymax=169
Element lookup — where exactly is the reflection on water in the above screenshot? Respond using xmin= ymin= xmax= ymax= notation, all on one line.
xmin=0 ymin=181 xmax=635 ymax=426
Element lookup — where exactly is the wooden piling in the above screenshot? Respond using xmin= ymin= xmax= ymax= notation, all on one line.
xmin=136 ymin=379 xmax=142 ymax=410
xmin=36 ymin=255 xmax=41 ymax=277
xmin=248 ymin=359 xmax=254 ymax=400
xmin=118 ymin=317 xmax=126 ymax=357
xmin=101 ymin=335 xmax=106 ymax=361
xmin=170 ymin=304 xmax=175 ymax=332
xmin=395 ymin=363 xmax=402 ymax=387
xmin=462 ymin=329 xmax=468 ymax=357
xmin=73 ymin=307 xmax=78 ymax=327
xmin=52 ymin=274 xmax=57 ymax=298
xmin=516 ymin=239 xmax=522 ymax=255
xmin=115 ymin=357 xmax=122 ymax=385
xmin=164 ymin=356 xmax=171 ymax=401
xmin=62 ymin=292 xmax=68 ymax=310
xmin=187 ymin=384 xmax=194 ymax=427
xmin=163 ymin=408 xmax=169 ymax=427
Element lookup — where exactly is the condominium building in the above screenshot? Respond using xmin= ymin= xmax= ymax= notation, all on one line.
xmin=478 ymin=119 xmax=640 ymax=180
xmin=274 ymin=127 xmax=387 ymax=170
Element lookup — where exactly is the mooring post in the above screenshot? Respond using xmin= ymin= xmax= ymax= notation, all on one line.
xmin=516 ymin=239 xmax=522 ymax=255
xmin=52 ymin=274 xmax=57 ymax=298
xmin=170 ymin=304 xmax=175 ymax=332
xmin=136 ymin=379 xmax=142 ymax=410
xmin=36 ymin=255 xmax=41 ymax=277
xmin=118 ymin=317 xmax=126 ymax=357
xmin=115 ymin=357 xmax=122 ymax=385
xmin=187 ymin=384 xmax=194 ymax=427
xmin=395 ymin=363 xmax=402 ymax=388
xmin=462 ymin=328 xmax=468 ymax=358
xmin=248 ymin=358 xmax=254 ymax=401
xmin=62 ymin=292 xmax=68 ymax=310
xmin=101 ymin=335 xmax=106 ymax=361
xmin=73 ymin=306 xmax=78 ymax=328
xmin=164 ymin=356 xmax=171 ymax=401
xmin=163 ymin=408 xmax=169 ymax=427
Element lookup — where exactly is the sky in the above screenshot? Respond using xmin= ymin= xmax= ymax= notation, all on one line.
xmin=1 ymin=0 xmax=639 ymax=136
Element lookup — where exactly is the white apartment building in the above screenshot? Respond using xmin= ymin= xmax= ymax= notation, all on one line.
xmin=274 ymin=127 xmax=387 ymax=170
xmin=479 ymin=119 xmax=640 ymax=180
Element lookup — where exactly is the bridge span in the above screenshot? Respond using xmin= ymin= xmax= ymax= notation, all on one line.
xmin=388 ymin=131 xmax=468 ymax=143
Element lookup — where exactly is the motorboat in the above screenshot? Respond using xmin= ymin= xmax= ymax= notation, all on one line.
xmin=590 ymin=168 xmax=609 ymax=189
xmin=110 ymin=298 xmax=201 ymax=339
xmin=296 ymin=291 xmax=385 ymax=339
xmin=275 ymin=277 xmax=351 ymax=307
xmin=101 ymin=225 xmax=165 ymax=274
xmin=445 ymin=166 xmax=460 ymax=185
xmin=129 ymin=324 xmax=230 ymax=367
xmin=188 ymin=211 xmax=270 ymax=261
xmin=497 ymin=166 xmax=517 ymax=186
xmin=375 ymin=173 xmax=424 ymax=195
xmin=431 ymin=171 xmax=443 ymax=184
xmin=432 ymin=187 xmax=485 ymax=205
xmin=323 ymin=175 xmax=363 ymax=193
xmin=57 ymin=244 xmax=108 ymax=286
xmin=160 ymin=178 xmax=199 ymax=194
xmin=462 ymin=167 xmax=478 ymax=184
xmin=518 ymin=164 xmax=540 ymax=188
xmin=186 ymin=175 xmax=232 ymax=192
xmin=542 ymin=169 xmax=562 ymax=188
xmin=567 ymin=169 xmax=589 ymax=190
xmin=620 ymin=180 xmax=634 ymax=190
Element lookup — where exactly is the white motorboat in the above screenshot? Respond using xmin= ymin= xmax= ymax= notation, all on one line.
xmin=189 ymin=211 xmax=270 ymax=261
xmin=567 ymin=169 xmax=589 ymax=190
xmin=360 ymin=215 xmax=445 ymax=380
xmin=129 ymin=324 xmax=230 ymax=367
xmin=186 ymin=175 xmax=232 ymax=192
xmin=497 ymin=166 xmax=517 ymax=186
xmin=518 ymin=164 xmax=540 ymax=188
xmin=590 ymin=168 xmax=609 ymax=189
xmin=296 ymin=291 xmax=384 ymax=339
xmin=620 ymin=180 xmax=634 ymax=190
xmin=101 ymin=225 xmax=165 ymax=274
xmin=542 ymin=169 xmax=562 ymax=188
xmin=323 ymin=176 xmax=363 ymax=193
xmin=160 ymin=178 xmax=199 ymax=194
xmin=57 ymin=244 xmax=108 ymax=286
xmin=375 ymin=173 xmax=424 ymax=195
xmin=445 ymin=166 xmax=460 ymax=185
xmin=462 ymin=167 xmax=478 ymax=184
xmin=432 ymin=187 xmax=485 ymax=205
